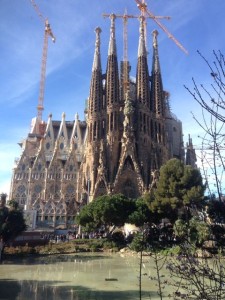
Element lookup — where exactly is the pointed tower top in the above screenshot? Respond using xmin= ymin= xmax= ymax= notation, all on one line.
xmin=152 ymin=29 xmax=161 ymax=74
xmin=152 ymin=29 xmax=159 ymax=48
xmin=92 ymin=27 xmax=102 ymax=71
xmin=62 ymin=112 xmax=66 ymax=120
xmin=138 ymin=16 xmax=147 ymax=57
xmin=108 ymin=14 xmax=117 ymax=55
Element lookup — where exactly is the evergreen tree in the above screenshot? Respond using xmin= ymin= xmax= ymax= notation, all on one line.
xmin=146 ymin=159 xmax=205 ymax=222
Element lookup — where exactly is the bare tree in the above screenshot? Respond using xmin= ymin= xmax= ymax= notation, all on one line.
xmin=185 ymin=50 xmax=225 ymax=199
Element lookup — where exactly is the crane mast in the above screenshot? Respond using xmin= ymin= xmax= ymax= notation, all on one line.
xmin=30 ymin=0 xmax=55 ymax=121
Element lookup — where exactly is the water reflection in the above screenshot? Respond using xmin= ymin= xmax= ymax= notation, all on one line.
xmin=0 ymin=253 xmax=167 ymax=300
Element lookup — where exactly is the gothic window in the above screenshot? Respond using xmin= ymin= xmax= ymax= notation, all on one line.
xmin=21 ymin=194 xmax=26 ymax=205
xmin=15 ymin=193 xmax=20 ymax=203
xmin=38 ymin=163 xmax=42 ymax=171
xmin=66 ymin=184 xmax=75 ymax=195
xmin=110 ymin=113 xmax=113 ymax=131
xmin=34 ymin=185 xmax=42 ymax=194
xmin=17 ymin=185 xmax=25 ymax=194
xmin=15 ymin=185 xmax=26 ymax=206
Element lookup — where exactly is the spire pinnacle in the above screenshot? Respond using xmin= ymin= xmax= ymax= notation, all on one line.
xmin=138 ymin=16 xmax=147 ymax=57
xmin=152 ymin=29 xmax=161 ymax=73
xmin=108 ymin=14 xmax=117 ymax=55
xmin=92 ymin=27 xmax=102 ymax=71
xmin=152 ymin=29 xmax=158 ymax=49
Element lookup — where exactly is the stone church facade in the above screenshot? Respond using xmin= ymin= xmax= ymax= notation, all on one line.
xmin=9 ymin=15 xmax=195 ymax=229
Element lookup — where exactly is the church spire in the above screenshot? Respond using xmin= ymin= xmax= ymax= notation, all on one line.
xmin=150 ymin=29 xmax=164 ymax=116
xmin=88 ymin=27 xmax=103 ymax=142
xmin=138 ymin=16 xmax=147 ymax=58
xmin=136 ymin=16 xmax=150 ymax=108
xmin=105 ymin=14 xmax=121 ymax=183
xmin=92 ymin=27 xmax=102 ymax=72
xmin=105 ymin=13 xmax=120 ymax=112
xmin=108 ymin=14 xmax=117 ymax=56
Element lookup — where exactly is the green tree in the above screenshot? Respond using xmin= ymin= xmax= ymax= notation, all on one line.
xmin=76 ymin=194 xmax=136 ymax=233
xmin=174 ymin=217 xmax=210 ymax=246
xmin=127 ymin=197 xmax=153 ymax=227
xmin=0 ymin=196 xmax=27 ymax=244
xmin=146 ymin=159 xmax=205 ymax=223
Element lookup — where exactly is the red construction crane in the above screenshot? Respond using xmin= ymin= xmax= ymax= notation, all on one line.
xmin=135 ymin=0 xmax=188 ymax=55
xmin=30 ymin=0 xmax=56 ymax=121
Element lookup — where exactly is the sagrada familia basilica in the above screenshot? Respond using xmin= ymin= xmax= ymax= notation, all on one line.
xmin=9 ymin=14 xmax=196 ymax=229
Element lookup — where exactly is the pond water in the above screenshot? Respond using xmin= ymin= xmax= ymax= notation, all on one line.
xmin=0 ymin=252 xmax=174 ymax=300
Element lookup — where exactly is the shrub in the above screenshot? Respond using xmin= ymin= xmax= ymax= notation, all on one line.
xmin=129 ymin=233 xmax=146 ymax=252
xmin=110 ymin=231 xmax=126 ymax=246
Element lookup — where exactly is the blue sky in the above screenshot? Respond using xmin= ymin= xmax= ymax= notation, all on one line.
xmin=0 ymin=0 xmax=225 ymax=195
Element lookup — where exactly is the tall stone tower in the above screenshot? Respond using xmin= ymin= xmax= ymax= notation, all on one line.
xmin=78 ymin=15 xmax=180 ymax=202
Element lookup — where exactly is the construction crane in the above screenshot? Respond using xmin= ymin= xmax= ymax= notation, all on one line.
xmin=103 ymin=11 xmax=170 ymax=62
xmin=135 ymin=0 xmax=188 ymax=55
xmin=30 ymin=0 xmax=56 ymax=121
xmin=103 ymin=10 xmax=170 ymax=97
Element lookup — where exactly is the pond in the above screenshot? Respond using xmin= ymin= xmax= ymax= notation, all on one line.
xmin=0 ymin=252 xmax=174 ymax=300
